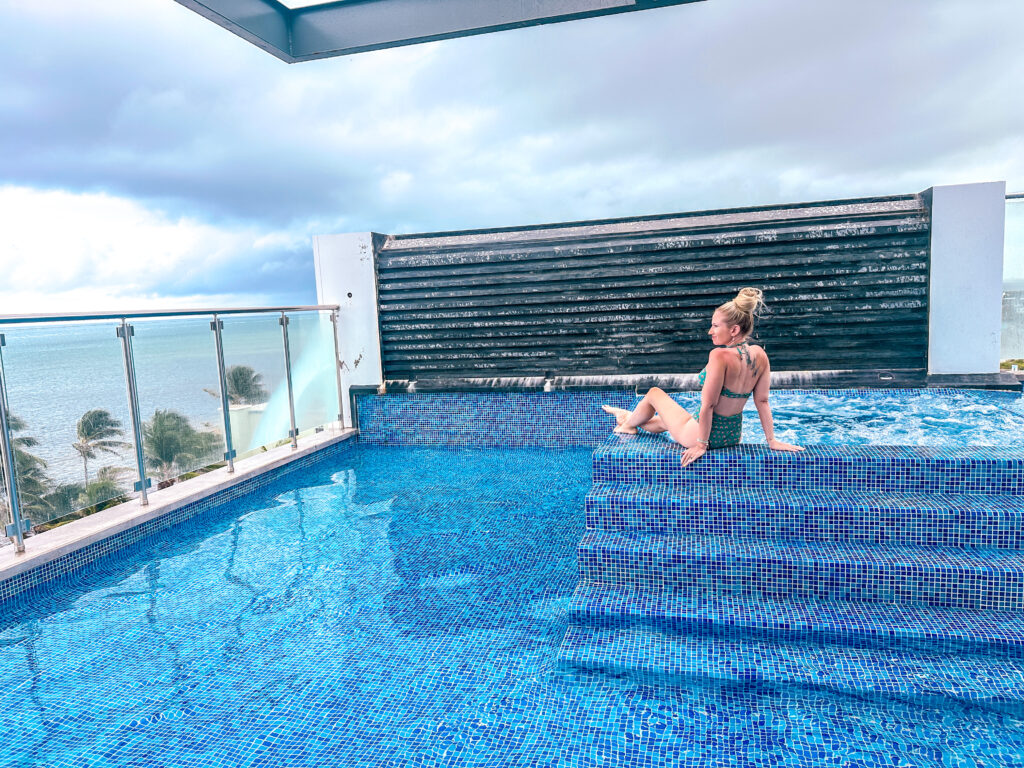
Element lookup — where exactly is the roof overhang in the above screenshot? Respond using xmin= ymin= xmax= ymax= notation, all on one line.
xmin=172 ymin=0 xmax=706 ymax=63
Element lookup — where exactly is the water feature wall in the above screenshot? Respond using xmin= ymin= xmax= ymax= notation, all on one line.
xmin=317 ymin=182 xmax=1011 ymax=392
xmin=372 ymin=194 xmax=932 ymax=380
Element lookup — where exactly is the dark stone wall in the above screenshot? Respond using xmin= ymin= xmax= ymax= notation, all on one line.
xmin=375 ymin=194 xmax=930 ymax=381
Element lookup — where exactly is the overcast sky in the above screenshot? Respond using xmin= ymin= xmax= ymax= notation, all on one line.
xmin=1 ymin=0 xmax=1022 ymax=312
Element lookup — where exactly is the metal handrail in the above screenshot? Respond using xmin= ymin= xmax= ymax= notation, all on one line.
xmin=1 ymin=304 xmax=346 ymax=551
xmin=0 ymin=305 xmax=340 ymax=325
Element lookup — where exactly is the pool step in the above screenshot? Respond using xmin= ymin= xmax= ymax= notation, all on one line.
xmin=566 ymin=581 xmax=1024 ymax=657
xmin=557 ymin=623 xmax=1024 ymax=715
xmin=585 ymin=482 xmax=1024 ymax=549
xmin=571 ymin=432 xmax=1024 ymax=707
xmin=594 ymin=435 xmax=1024 ymax=496
xmin=578 ymin=529 xmax=1024 ymax=611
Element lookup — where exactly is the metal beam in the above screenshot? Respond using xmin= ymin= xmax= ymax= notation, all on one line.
xmin=172 ymin=0 xmax=705 ymax=63
xmin=173 ymin=0 xmax=292 ymax=61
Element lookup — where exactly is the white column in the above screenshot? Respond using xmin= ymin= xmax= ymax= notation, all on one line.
xmin=313 ymin=233 xmax=383 ymax=427
xmin=926 ymin=181 xmax=1006 ymax=375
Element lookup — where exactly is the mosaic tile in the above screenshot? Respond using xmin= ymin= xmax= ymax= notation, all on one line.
xmin=559 ymin=624 xmax=1024 ymax=714
xmin=593 ymin=434 xmax=1024 ymax=496
xmin=586 ymin=483 xmax=1024 ymax=548
xmin=5 ymin=389 xmax=1024 ymax=768
xmin=356 ymin=390 xmax=638 ymax=448
xmin=0 ymin=438 xmax=358 ymax=608
xmin=565 ymin=581 xmax=1024 ymax=658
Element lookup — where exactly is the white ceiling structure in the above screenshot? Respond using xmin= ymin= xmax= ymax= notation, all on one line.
xmin=173 ymin=0 xmax=705 ymax=62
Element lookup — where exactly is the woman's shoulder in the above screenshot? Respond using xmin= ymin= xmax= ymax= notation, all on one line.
xmin=707 ymin=347 xmax=732 ymax=364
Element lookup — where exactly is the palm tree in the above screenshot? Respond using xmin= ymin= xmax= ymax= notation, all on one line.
xmin=42 ymin=482 xmax=86 ymax=519
xmin=37 ymin=467 xmax=130 ymax=532
xmin=205 ymin=365 xmax=269 ymax=406
xmin=143 ymin=409 xmax=220 ymax=482
xmin=0 ymin=411 xmax=52 ymax=523
xmin=82 ymin=466 xmax=130 ymax=508
xmin=227 ymin=365 xmax=269 ymax=405
xmin=72 ymin=409 xmax=130 ymax=487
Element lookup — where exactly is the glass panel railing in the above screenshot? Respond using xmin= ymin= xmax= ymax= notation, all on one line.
xmin=0 ymin=305 xmax=341 ymax=551
xmin=219 ymin=314 xmax=291 ymax=457
xmin=287 ymin=310 xmax=340 ymax=435
xmin=131 ymin=317 xmax=226 ymax=487
xmin=0 ymin=321 xmax=135 ymax=533
xmin=1003 ymin=196 xmax=1024 ymax=369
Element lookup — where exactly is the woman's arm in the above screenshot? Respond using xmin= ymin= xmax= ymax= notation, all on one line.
xmin=681 ymin=350 xmax=726 ymax=466
xmin=752 ymin=356 xmax=804 ymax=452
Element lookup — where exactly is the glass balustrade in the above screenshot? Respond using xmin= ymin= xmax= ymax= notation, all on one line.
xmin=286 ymin=310 xmax=341 ymax=436
xmin=0 ymin=320 xmax=135 ymax=535
xmin=218 ymin=313 xmax=294 ymax=458
xmin=0 ymin=306 xmax=342 ymax=551
xmin=131 ymin=316 xmax=227 ymax=488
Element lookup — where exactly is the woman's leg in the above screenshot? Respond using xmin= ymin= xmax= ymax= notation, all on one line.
xmin=601 ymin=405 xmax=668 ymax=433
xmin=613 ymin=387 xmax=694 ymax=439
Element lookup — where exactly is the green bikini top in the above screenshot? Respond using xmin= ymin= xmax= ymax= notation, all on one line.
xmin=697 ymin=339 xmax=755 ymax=398
xmin=697 ymin=368 xmax=751 ymax=399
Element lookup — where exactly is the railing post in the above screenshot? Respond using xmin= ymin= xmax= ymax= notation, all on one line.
xmin=117 ymin=321 xmax=151 ymax=505
xmin=280 ymin=312 xmax=298 ymax=450
xmin=330 ymin=310 xmax=345 ymax=424
xmin=0 ymin=334 xmax=30 ymax=553
xmin=211 ymin=315 xmax=236 ymax=473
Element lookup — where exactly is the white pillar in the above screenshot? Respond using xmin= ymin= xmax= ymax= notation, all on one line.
xmin=313 ymin=233 xmax=383 ymax=428
xmin=926 ymin=181 xmax=1006 ymax=375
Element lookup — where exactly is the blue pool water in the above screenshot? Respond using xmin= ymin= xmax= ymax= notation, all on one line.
xmin=694 ymin=389 xmax=1024 ymax=447
xmin=3 ymin=443 xmax=1024 ymax=767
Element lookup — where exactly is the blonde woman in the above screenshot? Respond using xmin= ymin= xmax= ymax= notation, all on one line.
xmin=604 ymin=287 xmax=804 ymax=466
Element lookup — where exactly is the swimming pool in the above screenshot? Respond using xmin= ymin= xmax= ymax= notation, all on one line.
xmin=721 ymin=388 xmax=1024 ymax=446
xmin=3 ymin=438 xmax=1024 ymax=767
xmin=2 ymin=388 xmax=1024 ymax=766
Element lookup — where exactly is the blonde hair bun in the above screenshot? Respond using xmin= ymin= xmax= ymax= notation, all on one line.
xmin=733 ymin=287 xmax=765 ymax=317
xmin=716 ymin=287 xmax=766 ymax=335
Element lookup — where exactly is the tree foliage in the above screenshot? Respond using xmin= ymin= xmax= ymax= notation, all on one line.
xmin=143 ymin=409 xmax=220 ymax=482
xmin=72 ymin=408 xmax=130 ymax=487
xmin=226 ymin=365 xmax=269 ymax=405
xmin=0 ymin=411 xmax=53 ymax=523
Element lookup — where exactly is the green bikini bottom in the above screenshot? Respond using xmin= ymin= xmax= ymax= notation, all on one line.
xmin=692 ymin=410 xmax=743 ymax=449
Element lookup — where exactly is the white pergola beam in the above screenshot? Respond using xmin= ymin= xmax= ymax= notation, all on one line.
xmin=173 ymin=0 xmax=706 ymax=62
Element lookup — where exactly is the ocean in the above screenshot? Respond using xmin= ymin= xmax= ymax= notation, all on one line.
xmin=0 ymin=312 xmax=338 ymax=490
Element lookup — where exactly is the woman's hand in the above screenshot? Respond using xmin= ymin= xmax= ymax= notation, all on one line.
xmin=768 ymin=438 xmax=804 ymax=452
xmin=681 ymin=444 xmax=707 ymax=467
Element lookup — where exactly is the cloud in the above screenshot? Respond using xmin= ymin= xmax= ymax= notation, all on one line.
xmin=0 ymin=0 xmax=1023 ymax=303
xmin=0 ymin=185 xmax=314 ymax=311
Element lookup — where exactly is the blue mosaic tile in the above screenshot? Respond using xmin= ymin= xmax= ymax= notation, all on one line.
xmin=585 ymin=483 xmax=1024 ymax=548
xmin=5 ymin=389 xmax=1024 ymax=767
xmin=356 ymin=390 xmax=638 ymax=447
xmin=594 ymin=434 xmax=1024 ymax=496
xmin=565 ymin=579 xmax=1024 ymax=656
xmin=0 ymin=438 xmax=357 ymax=608
xmin=559 ymin=624 xmax=1024 ymax=715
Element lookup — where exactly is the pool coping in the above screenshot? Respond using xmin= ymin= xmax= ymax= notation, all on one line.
xmin=0 ymin=425 xmax=357 ymax=589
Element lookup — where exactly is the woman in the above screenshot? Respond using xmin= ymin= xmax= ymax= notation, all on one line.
xmin=603 ymin=287 xmax=803 ymax=466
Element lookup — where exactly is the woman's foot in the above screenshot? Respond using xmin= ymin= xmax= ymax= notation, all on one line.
xmin=602 ymin=405 xmax=638 ymax=434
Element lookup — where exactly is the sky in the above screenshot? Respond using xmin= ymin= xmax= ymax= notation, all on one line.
xmin=1 ymin=0 xmax=1023 ymax=312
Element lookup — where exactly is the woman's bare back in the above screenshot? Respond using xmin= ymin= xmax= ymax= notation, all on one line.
xmin=712 ymin=343 xmax=767 ymax=416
